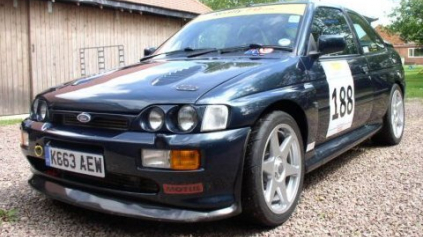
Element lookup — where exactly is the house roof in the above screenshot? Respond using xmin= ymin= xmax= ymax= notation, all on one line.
xmin=375 ymin=25 xmax=405 ymax=46
xmin=58 ymin=0 xmax=211 ymax=19
xmin=122 ymin=0 xmax=212 ymax=14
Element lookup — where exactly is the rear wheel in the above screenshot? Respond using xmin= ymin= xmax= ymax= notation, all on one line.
xmin=242 ymin=111 xmax=304 ymax=227
xmin=373 ymin=84 xmax=405 ymax=145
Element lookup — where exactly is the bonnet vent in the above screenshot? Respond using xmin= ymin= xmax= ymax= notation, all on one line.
xmin=151 ymin=65 xmax=202 ymax=86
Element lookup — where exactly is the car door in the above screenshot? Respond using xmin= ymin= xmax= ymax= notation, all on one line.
xmin=306 ymin=7 xmax=374 ymax=144
xmin=346 ymin=11 xmax=395 ymax=122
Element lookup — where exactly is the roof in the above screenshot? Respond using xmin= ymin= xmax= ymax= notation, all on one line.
xmin=121 ymin=0 xmax=211 ymax=14
xmin=253 ymin=1 xmax=378 ymax=23
xmin=57 ymin=0 xmax=211 ymax=19
xmin=375 ymin=25 xmax=406 ymax=46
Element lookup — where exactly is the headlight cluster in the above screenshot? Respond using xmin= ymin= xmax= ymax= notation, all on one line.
xmin=32 ymin=99 xmax=48 ymax=122
xmin=142 ymin=105 xmax=229 ymax=133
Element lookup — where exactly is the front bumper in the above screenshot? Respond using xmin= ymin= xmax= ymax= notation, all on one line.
xmin=21 ymin=119 xmax=250 ymax=222
xmin=29 ymin=175 xmax=238 ymax=222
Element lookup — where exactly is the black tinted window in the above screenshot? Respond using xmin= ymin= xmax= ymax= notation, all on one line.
xmin=348 ymin=12 xmax=385 ymax=53
xmin=311 ymin=7 xmax=358 ymax=56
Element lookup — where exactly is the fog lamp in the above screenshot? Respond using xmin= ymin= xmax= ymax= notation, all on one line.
xmin=142 ymin=149 xmax=170 ymax=168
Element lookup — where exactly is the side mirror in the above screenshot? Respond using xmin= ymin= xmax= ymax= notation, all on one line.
xmin=318 ymin=35 xmax=346 ymax=55
xmin=144 ymin=47 xmax=157 ymax=57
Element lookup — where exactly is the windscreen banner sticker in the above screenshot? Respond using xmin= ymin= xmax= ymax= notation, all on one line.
xmin=288 ymin=15 xmax=301 ymax=23
xmin=322 ymin=61 xmax=355 ymax=138
xmin=196 ymin=4 xmax=306 ymax=22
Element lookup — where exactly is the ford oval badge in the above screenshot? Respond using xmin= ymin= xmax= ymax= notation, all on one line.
xmin=77 ymin=113 xmax=91 ymax=123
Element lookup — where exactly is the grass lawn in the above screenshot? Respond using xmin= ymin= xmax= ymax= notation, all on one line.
xmin=0 ymin=119 xmax=23 ymax=126
xmin=404 ymin=66 xmax=423 ymax=98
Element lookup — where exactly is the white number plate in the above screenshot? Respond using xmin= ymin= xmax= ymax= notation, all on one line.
xmin=45 ymin=146 xmax=105 ymax=178
xmin=322 ymin=60 xmax=355 ymax=138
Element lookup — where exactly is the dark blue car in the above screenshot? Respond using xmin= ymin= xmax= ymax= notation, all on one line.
xmin=20 ymin=1 xmax=405 ymax=227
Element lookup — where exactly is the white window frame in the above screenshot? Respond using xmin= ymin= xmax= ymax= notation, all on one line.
xmin=408 ymin=48 xmax=423 ymax=58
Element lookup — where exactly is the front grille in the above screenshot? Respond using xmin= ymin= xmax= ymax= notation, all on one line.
xmin=28 ymin=156 xmax=159 ymax=194
xmin=56 ymin=113 xmax=131 ymax=131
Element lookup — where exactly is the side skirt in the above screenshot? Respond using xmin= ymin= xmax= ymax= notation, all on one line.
xmin=305 ymin=124 xmax=382 ymax=173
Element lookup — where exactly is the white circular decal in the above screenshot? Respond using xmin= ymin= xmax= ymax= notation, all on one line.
xmin=278 ymin=38 xmax=291 ymax=47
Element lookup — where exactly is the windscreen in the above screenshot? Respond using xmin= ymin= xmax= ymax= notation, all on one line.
xmin=156 ymin=4 xmax=307 ymax=54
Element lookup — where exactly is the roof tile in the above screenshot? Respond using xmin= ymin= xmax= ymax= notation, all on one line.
xmin=375 ymin=25 xmax=405 ymax=46
xmin=119 ymin=0 xmax=212 ymax=14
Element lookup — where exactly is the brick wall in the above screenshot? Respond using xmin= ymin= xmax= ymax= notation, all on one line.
xmin=395 ymin=46 xmax=423 ymax=65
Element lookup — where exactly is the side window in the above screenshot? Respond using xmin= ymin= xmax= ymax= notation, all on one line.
xmin=311 ymin=7 xmax=358 ymax=56
xmin=348 ymin=12 xmax=385 ymax=53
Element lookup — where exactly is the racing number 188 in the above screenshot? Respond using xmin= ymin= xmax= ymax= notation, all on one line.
xmin=331 ymin=86 xmax=353 ymax=120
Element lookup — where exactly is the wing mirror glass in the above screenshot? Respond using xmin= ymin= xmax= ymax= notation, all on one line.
xmin=144 ymin=47 xmax=157 ymax=57
xmin=317 ymin=35 xmax=347 ymax=56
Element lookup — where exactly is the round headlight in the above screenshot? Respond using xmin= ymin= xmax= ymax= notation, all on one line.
xmin=36 ymin=100 xmax=48 ymax=121
xmin=178 ymin=106 xmax=197 ymax=132
xmin=148 ymin=108 xmax=164 ymax=131
xmin=32 ymin=99 xmax=39 ymax=115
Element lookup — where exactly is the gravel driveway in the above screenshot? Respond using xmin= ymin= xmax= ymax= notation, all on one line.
xmin=1 ymin=100 xmax=422 ymax=236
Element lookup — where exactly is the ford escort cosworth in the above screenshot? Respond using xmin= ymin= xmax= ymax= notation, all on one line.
xmin=20 ymin=1 xmax=405 ymax=227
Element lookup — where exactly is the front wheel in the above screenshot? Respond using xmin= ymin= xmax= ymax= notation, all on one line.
xmin=242 ymin=111 xmax=304 ymax=227
xmin=373 ymin=84 xmax=405 ymax=145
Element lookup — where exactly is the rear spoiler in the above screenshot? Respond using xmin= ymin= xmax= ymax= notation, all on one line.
xmin=384 ymin=40 xmax=394 ymax=48
xmin=364 ymin=16 xmax=379 ymax=24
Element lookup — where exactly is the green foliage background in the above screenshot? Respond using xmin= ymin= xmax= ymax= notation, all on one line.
xmin=200 ymin=0 xmax=280 ymax=10
xmin=388 ymin=0 xmax=423 ymax=45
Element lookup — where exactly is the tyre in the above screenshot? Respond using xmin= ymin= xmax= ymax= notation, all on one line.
xmin=373 ymin=84 xmax=405 ymax=145
xmin=242 ymin=111 xmax=304 ymax=227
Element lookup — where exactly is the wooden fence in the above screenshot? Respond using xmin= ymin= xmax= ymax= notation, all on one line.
xmin=0 ymin=0 xmax=31 ymax=116
xmin=0 ymin=0 xmax=184 ymax=116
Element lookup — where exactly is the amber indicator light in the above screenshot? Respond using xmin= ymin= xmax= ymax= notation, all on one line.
xmin=170 ymin=150 xmax=200 ymax=170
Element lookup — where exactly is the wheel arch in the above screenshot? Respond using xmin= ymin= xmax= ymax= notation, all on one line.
xmin=394 ymin=66 xmax=406 ymax=97
xmin=396 ymin=81 xmax=405 ymax=97
xmin=256 ymin=100 xmax=309 ymax=151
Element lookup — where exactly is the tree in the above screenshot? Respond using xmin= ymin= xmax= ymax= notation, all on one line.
xmin=200 ymin=0 xmax=279 ymax=10
xmin=388 ymin=0 xmax=423 ymax=45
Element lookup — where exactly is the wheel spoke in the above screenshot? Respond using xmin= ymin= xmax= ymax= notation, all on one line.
xmin=262 ymin=158 xmax=275 ymax=175
xmin=398 ymin=113 xmax=404 ymax=124
xmin=276 ymin=182 xmax=288 ymax=204
xmin=266 ymin=179 xmax=277 ymax=203
xmin=284 ymin=162 xmax=300 ymax=177
xmin=269 ymin=131 xmax=281 ymax=158
xmin=280 ymin=135 xmax=293 ymax=159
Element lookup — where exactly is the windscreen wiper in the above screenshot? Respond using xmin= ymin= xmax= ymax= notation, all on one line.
xmin=141 ymin=44 xmax=292 ymax=61
xmin=187 ymin=48 xmax=219 ymax=58
xmin=220 ymin=44 xmax=293 ymax=54
xmin=141 ymin=47 xmax=217 ymax=61
xmin=187 ymin=44 xmax=292 ymax=58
